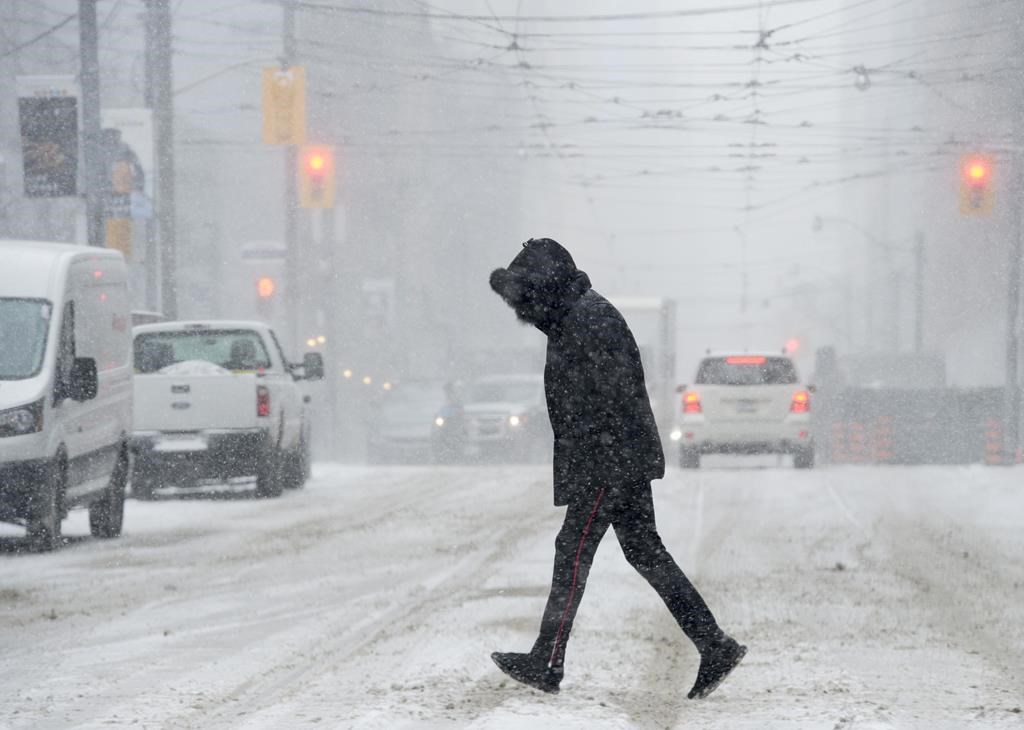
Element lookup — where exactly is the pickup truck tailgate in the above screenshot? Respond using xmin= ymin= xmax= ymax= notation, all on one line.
xmin=134 ymin=373 xmax=260 ymax=432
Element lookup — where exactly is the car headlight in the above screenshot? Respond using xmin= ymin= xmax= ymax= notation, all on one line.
xmin=669 ymin=429 xmax=683 ymax=442
xmin=434 ymin=416 xmax=445 ymax=428
xmin=0 ymin=399 xmax=43 ymax=438
xmin=509 ymin=414 xmax=525 ymax=427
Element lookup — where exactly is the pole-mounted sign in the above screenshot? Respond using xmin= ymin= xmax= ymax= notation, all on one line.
xmin=17 ymin=76 xmax=79 ymax=198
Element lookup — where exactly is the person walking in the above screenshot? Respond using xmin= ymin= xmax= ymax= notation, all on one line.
xmin=488 ymin=238 xmax=746 ymax=699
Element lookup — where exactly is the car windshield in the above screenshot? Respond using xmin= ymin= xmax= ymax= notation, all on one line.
xmin=696 ymin=356 xmax=798 ymax=386
xmin=380 ymin=382 xmax=446 ymax=421
xmin=0 ymin=298 xmax=51 ymax=380
xmin=469 ymin=381 xmax=540 ymax=403
xmin=134 ymin=329 xmax=271 ymax=373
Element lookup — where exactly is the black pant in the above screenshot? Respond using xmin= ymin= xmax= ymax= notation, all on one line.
xmin=531 ymin=482 xmax=721 ymax=669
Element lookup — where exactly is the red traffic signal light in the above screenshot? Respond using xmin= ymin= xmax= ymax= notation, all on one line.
xmin=299 ymin=145 xmax=335 ymax=208
xmin=256 ymin=276 xmax=276 ymax=299
xmin=960 ymin=154 xmax=993 ymax=216
xmin=964 ymin=158 xmax=990 ymax=185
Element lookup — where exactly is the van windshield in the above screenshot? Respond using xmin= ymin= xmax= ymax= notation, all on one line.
xmin=134 ymin=329 xmax=272 ymax=373
xmin=0 ymin=298 xmax=51 ymax=380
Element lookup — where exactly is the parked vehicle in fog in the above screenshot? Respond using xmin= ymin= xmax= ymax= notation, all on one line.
xmin=672 ymin=352 xmax=814 ymax=469
xmin=130 ymin=320 xmax=323 ymax=498
xmin=460 ymin=374 xmax=550 ymax=462
xmin=0 ymin=241 xmax=131 ymax=550
xmin=366 ymin=379 xmax=449 ymax=464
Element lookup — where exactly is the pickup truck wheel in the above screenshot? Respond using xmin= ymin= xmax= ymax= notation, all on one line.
xmin=255 ymin=452 xmax=284 ymax=498
xmin=793 ymin=447 xmax=815 ymax=470
xmin=281 ymin=445 xmax=307 ymax=490
xmin=27 ymin=456 xmax=65 ymax=551
xmin=90 ymin=447 xmax=127 ymax=538
xmin=132 ymin=475 xmax=158 ymax=500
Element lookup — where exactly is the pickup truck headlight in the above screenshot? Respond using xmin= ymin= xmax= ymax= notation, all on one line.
xmin=0 ymin=399 xmax=43 ymax=438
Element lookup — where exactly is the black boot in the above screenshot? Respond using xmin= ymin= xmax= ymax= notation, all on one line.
xmin=687 ymin=635 xmax=747 ymax=700
xmin=491 ymin=652 xmax=563 ymax=694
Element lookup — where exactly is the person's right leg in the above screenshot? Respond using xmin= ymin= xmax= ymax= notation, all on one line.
xmin=492 ymin=487 xmax=611 ymax=693
xmin=531 ymin=487 xmax=611 ymax=669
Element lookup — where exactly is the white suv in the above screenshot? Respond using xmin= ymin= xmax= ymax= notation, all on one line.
xmin=670 ymin=352 xmax=813 ymax=469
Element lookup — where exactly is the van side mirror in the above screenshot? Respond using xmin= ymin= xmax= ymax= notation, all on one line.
xmin=302 ymin=352 xmax=324 ymax=381
xmin=69 ymin=357 xmax=98 ymax=401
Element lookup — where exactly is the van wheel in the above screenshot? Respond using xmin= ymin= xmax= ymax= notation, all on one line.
xmin=255 ymin=451 xmax=284 ymax=498
xmin=794 ymin=447 xmax=815 ymax=470
xmin=90 ymin=447 xmax=128 ymax=538
xmin=28 ymin=456 xmax=65 ymax=551
xmin=680 ymin=448 xmax=700 ymax=469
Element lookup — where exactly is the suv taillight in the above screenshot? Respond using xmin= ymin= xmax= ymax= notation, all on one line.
xmin=791 ymin=390 xmax=810 ymax=413
xmin=257 ymin=385 xmax=271 ymax=417
xmin=682 ymin=391 xmax=702 ymax=414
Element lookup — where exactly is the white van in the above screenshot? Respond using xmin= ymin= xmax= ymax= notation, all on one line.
xmin=0 ymin=241 xmax=132 ymax=549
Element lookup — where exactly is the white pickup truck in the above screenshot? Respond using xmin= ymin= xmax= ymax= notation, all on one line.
xmin=129 ymin=321 xmax=323 ymax=498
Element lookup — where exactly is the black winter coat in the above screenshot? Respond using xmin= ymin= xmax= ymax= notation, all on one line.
xmin=545 ymin=286 xmax=665 ymax=505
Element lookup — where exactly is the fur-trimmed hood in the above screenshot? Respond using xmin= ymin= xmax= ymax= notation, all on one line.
xmin=490 ymin=238 xmax=592 ymax=335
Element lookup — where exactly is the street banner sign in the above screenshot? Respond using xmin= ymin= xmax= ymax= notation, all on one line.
xmin=17 ymin=76 xmax=79 ymax=197
xmin=262 ymin=66 xmax=306 ymax=145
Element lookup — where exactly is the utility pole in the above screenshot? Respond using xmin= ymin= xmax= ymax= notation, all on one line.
xmin=913 ymin=231 xmax=925 ymax=353
xmin=142 ymin=2 xmax=158 ymax=310
xmin=146 ymin=0 xmax=177 ymax=319
xmin=78 ymin=0 xmax=103 ymax=248
xmin=1005 ymin=153 xmax=1024 ymax=463
xmin=283 ymin=0 xmax=300 ymax=349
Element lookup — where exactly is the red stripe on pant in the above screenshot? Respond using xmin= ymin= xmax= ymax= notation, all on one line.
xmin=548 ymin=487 xmax=606 ymax=669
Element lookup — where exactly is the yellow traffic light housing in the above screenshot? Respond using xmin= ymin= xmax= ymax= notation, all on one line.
xmin=299 ymin=145 xmax=335 ymax=208
xmin=960 ymin=154 xmax=993 ymax=216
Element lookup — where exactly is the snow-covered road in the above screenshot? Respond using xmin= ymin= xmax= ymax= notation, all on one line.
xmin=1 ymin=462 xmax=1022 ymax=729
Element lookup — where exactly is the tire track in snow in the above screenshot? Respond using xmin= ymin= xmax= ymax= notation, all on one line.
xmin=163 ymin=470 xmax=555 ymax=728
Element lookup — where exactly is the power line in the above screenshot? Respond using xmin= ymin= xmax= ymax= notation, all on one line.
xmin=0 ymin=11 xmax=76 ymax=59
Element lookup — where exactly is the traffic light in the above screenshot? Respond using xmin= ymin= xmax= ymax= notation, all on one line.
xmin=256 ymin=276 xmax=276 ymax=299
xmin=960 ymin=154 xmax=993 ymax=216
xmin=298 ymin=145 xmax=335 ymax=208
xmin=255 ymin=275 xmax=276 ymax=321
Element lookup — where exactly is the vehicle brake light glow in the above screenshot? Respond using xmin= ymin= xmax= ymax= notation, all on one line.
xmin=257 ymin=385 xmax=271 ymax=417
xmin=725 ymin=355 xmax=766 ymax=365
xmin=683 ymin=391 xmax=702 ymax=414
xmin=791 ymin=390 xmax=810 ymax=413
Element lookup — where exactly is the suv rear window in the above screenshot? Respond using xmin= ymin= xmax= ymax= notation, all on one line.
xmin=134 ymin=329 xmax=271 ymax=373
xmin=695 ymin=356 xmax=798 ymax=386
